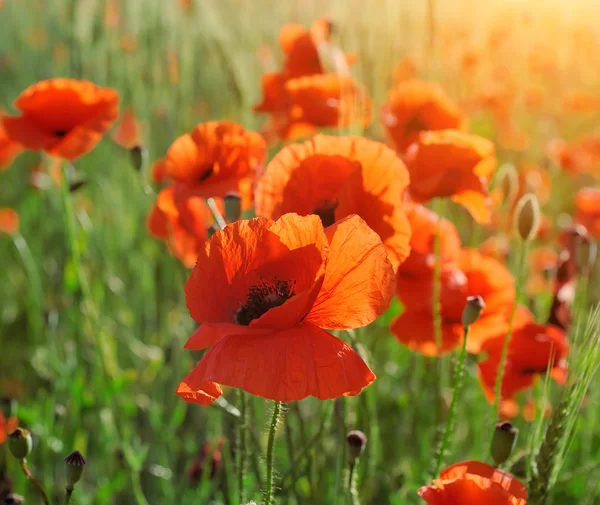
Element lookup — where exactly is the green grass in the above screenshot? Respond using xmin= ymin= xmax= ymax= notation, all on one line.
xmin=1 ymin=1 xmax=600 ymax=504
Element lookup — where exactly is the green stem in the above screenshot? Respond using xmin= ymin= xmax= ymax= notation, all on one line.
xmin=493 ymin=240 xmax=529 ymax=422
xmin=347 ymin=460 xmax=360 ymax=505
xmin=237 ymin=390 xmax=248 ymax=503
xmin=264 ymin=401 xmax=282 ymax=505
xmin=64 ymin=488 xmax=74 ymax=505
xmin=207 ymin=197 xmax=227 ymax=229
xmin=19 ymin=460 xmax=50 ymax=505
xmin=433 ymin=324 xmax=470 ymax=476
xmin=432 ymin=198 xmax=447 ymax=352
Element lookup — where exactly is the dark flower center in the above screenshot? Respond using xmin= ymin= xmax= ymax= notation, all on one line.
xmin=234 ymin=278 xmax=296 ymax=326
xmin=198 ymin=166 xmax=214 ymax=183
xmin=404 ymin=115 xmax=427 ymax=137
xmin=54 ymin=130 xmax=69 ymax=138
xmin=313 ymin=200 xmax=338 ymax=227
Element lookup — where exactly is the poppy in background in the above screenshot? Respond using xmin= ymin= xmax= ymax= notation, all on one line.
xmin=255 ymin=134 xmax=411 ymax=270
xmin=381 ymin=79 xmax=467 ymax=153
xmin=151 ymin=121 xmax=266 ymax=209
xmin=404 ymin=129 xmax=497 ymax=224
xmin=0 ymin=119 xmax=23 ymax=170
xmin=111 ymin=108 xmax=142 ymax=149
xmin=177 ymin=213 xmax=395 ymax=405
xmin=575 ymin=187 xmax=600 ymax=236
xmin=0 ymin=411 xmax=18 ymax=445
xmin=2 ymin=78 xmax=119 ymax=160
xmin=0 ymin=209 xmax=19 ymax=235
xmin=419 ymin=460 xmax=527 ymax=505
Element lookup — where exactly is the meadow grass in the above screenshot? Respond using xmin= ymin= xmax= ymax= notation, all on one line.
xmin=1 ymin=1 xmax=600 ymax=504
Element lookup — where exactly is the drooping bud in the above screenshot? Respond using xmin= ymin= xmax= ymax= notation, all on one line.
xmin=8 ymin=428 xmax=32 ymax=460
xmin=496 ymin=163 xmax=519 ymax=207
xmin=491 ymin=421 xmax=519 ymax=465
xmin=513 ymin=194 xmax=540 ymax=241
xmin=462 ymin=296 xmax=485 ymax=326
xmin=130 ymin=145 xmax=146 ymax=172
xmin=65 ymin=450 xmax=86 ymax=489
xmin=575 ymin=234 xmax=597 ymax=277
xmin=346 ymin=430 xmax=367 ymax=462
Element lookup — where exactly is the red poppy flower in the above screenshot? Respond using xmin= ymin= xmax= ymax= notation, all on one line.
xmin=176 ymin=213 xmax=395 ymax=405
xmin=147 ymin=184 xmax=221 ymax=268
xmin=575 ymin=187 xmax=600 ymax=236
xmin=392 ymin=248 xmax=516 ymax=356
xmin=381 ymin=79 xmax=467 ymax=153
xmin=419 ymin=460 xmax=527 ymax=505
xmin=404 ymin=129 xmax=497 ymax=224
xmin=478 ymin=312 xmax=569 ymax=414
xmin=2 ymin=78 xmax=119 ymax=160
xmin=111 ymin=108 xmax=142 ymax=149
xmin=0 ymin=411 xmax=18 ymax=444
xmin=0 ymin=120 xmax=23 ymax=170
xmin=152 ymin=121 xmax=266 ymax=210
xmin=255 ymin=134 xmax=411 ymax=270
xmin=0 ymin=208 xmax=19 ymax=235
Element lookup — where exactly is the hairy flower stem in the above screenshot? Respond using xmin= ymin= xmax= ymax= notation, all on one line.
xmin=433 ymin=324 xmax=470 ymax=477
xmin=432 ymin=198 xmax=447 ymax=352
xmin=493 ymin=241 xmax=529 ymax=423
xmin=264 ymin=401 xmax=282 ymax=505
xmin=19 ymin=460 xmax=50 ymax=505
xmin=65 ymin=488 xmax=74 ymax=505
xmin=347 ymin=460 xmax=361 ymax=505
xmin=237 ymin=391 xmax=248 ymax=503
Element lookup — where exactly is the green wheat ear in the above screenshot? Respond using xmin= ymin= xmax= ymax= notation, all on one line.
xmin=528 ymin=304 xmax=600 ymax=505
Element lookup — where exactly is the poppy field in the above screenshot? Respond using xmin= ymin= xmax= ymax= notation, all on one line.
xmin=2 ymin=0 xmax=600 ymax=504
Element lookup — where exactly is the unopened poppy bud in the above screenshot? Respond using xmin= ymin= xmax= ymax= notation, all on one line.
xmin=2 ymin=493 xmax=25 ymax=505
xmin=65 ymin=450 xmax=86 ymax=489
xmin=462 ymin=296 xmax=485 ymax=326
xmin=514 ymin=194 xmax=540 ymax=241
xmin=8 ymin=428 xmax=32 ymax=460
xmin=346 ymin=430 xmax=367 ymax=462
xmin=491 ymin=421 xmax=518 ymax=465
xmin=575 ymin=235 xmax=597 ymax=276
xmin=130 ymin=145 xmax=146 ymax=172
xmin=224 ymin=194 xmax=242 ymax=223
xmin=496 ymin=163 xmax=519 ymax=207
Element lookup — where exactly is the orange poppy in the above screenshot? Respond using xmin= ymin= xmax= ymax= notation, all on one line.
xmin=177 ymin=213 xmax=395 ymax=405
xmin=526 ymin=247 xmax=558 ymax=295
xmin=392 ymin=248 xmax=516 ymax=356
xmin=0 ymin=411 xmax=18 ymax=444
xmin=0 ymin=120 xmax=23 ymax=170
xmin=404 ymin=130 xmax=497 ymax=224
xmin=0 ymin=208 xmax=19 ymax=235
xmin=255 ymin=134 xmax=411 ymax=270
xmin=2 ymin=78 xmax=119 ymax=160
xmin=575 ymin=187 xmax=600 ymax=236
xmin=153 ymin=121 xmax=266 ymax=209
xmin=419 ymin=460 xmax=527 ymax=505
xmin=111 ymin=108 xmax=142 ymax=149
xmin=147 ymin=185 xmax=220 ymax=268
xmin=478 ymin=312 xmax=568 ymax=413
xmin=381 ymin=79 xmax=467 ymax=153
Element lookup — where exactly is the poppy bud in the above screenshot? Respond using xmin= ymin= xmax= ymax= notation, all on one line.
xmin=65 ymin=450 xmax=86 ymax=489
xmin=513 ymin=194 xmax=540 ymax=241
xmin=2 ymin=493 xmax=25 ymax=505
xmin=224 ymin=194 xmax=242 ymax=223
xmin=509 ymin=453 xmax=528 ymax=479
xmin=346 ymin=430 xmax=367 ymax=462
xmin=8 ymin=428 xmax=32 ymax=460
xmin=491 ymin=422 xmax=518 ymax=465
xmin=462 ymin=296 xmax=486 ymax=326
xmin=68 ymin=180 xmax=87 ymax=193
xmin=496 ymin=163 xmax=519 ymax=207
xmin=130 ymin=145 xmax=146 ymax=172
xmin=575 ymin=234 xmax=597 ymax=276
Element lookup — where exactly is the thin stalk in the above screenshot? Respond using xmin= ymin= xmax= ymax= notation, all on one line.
xmin=347 ymin=460 xmax=360 ymax=505
xmin=432 ymin=198 xmax=447 ymax=352
xmin=64 ymin=488 xmax=73 ymax=505
xmin=207 ymin=197 xmax=227 ymax=229
xmin=237 ymin=390 xmax=248 ymax=503
xmin=493 ymin=241 xmax=529 ymax=422
xmin=432 ymin=324 xmax=470 ymax=476
xmin=264 ymin=401 xmax=282 ymax=505
xmin=19 ymin=460 xmax=50 ymax=505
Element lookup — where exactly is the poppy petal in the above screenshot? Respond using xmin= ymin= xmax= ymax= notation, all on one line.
xmin=306 ymin=215 xmax=395 ymax=329
xmin=180 ymin=322 xmax=375 ymax=402
xmin=176 ymin=375 xmax=223 ymax=406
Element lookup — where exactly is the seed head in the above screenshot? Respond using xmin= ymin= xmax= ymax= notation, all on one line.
xmin=8 ymin=428 xmax=32 ymax=460
xmin=65 ymin=450 xmax=86 ymax=489
xmin=346 ymin=430 xmax=367 ymax=462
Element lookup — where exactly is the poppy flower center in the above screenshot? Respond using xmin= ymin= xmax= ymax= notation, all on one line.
xmin=198 ymin=166 xmax=214 ymax=183
xmin=405 ymin=115 xmax=427 ymax=137
xmin=54 ymin=130 xmax=69 ymax=138
xmin=313 ymin=200 xmax=338 ymax=227
xmin=234 ymin=278 xmax=296 ymax=326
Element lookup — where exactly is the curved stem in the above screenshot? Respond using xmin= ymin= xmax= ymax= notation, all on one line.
xmin=264 ymin=401 xmax=282 ymax=505
xmin=19 ymin=460 xmax=50 ymax=505
xmin=347 ymin=460 xmax=360 ymax=505
xmin=237 ymin=390 xmax=248 ymax=503
xmin=494 ymin=241 xmax=529 ymax=422
xmin=433 ymin=324 xmax=470 ymax=476
xmin=64 ymin=488 xmax=74 ymax=505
